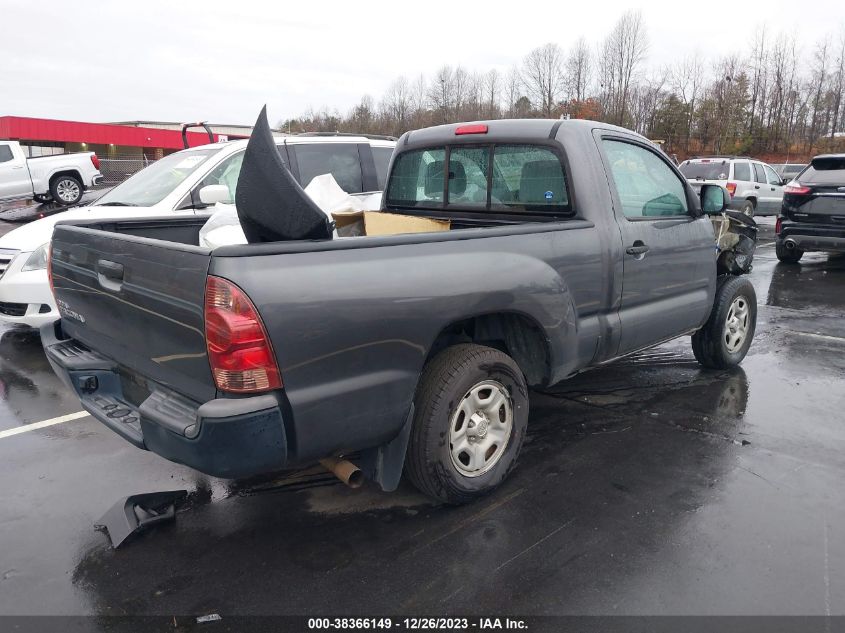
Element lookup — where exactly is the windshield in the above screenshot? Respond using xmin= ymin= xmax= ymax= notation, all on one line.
xmin=679 ymin=161 xmax=730 ymax=180
xmin=94 ymin=148 xmax=218 ymax=207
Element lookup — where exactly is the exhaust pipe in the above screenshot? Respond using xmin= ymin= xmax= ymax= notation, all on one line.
xmin=784 ymin=239 xmax=797 ymax=250
xmin=319 ymin=457 xmax=364 ymax=489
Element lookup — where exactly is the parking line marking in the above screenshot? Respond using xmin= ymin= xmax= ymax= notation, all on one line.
xmin=0 ymin=411 xmax=90 ymax=440
xmin=793 ymin=331 xmax=845 ymax=343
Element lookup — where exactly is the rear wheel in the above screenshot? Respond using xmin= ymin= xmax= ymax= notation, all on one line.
xmin=692 ymin=276 xmax=757 ymax=369
xmin=405 ymin=344 xmax=528 ymax=505
xmin=739 ymin=199 xmax=755 ymax=217
xmin=50 ymin=175 xmax=82 ymax=206
xmin=775 ymin=240 xmax=804 ymax=263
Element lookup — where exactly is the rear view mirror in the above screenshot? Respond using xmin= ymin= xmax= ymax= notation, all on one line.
xmin=700 ymin=184 xmax=730 ymax=214
xmin=198 ymin=184 xmax=231 ymax=206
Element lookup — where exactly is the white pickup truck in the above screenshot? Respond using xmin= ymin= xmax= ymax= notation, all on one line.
xmin=0 ymin=133 xmax=394 ymax=328
xmin=0 ymin=140 xmax=103 ymax=206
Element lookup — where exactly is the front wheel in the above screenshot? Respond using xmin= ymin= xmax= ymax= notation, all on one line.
xmin=405 ymin=344 xmax=528 ymax=505
xmin=692 ymin=276 xmax=757 ymax=369
xmin=50 ymin=175 xmax=82 ymax=206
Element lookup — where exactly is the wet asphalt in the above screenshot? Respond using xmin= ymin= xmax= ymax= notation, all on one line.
xmin=0 ymin=219 xmax=844 ymax=623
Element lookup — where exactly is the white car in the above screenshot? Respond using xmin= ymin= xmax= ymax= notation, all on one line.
xmin=678 ymin=156 xmax=785 ymax=217
xmin=0 ymin=140 xmax=103 ymax=206
xmin=0 ymin=134 xmax=395 ymax=328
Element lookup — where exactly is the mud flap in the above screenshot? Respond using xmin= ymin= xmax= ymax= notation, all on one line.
xmin=358 ymin=405 xmax=414 ymax=492
xmin=95 ymin=490 xmax=187 ymax=548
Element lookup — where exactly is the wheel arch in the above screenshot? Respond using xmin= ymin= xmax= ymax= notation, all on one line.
xmin=425 ymin=311 xmax=552 ymax=388
xmin=49 ymin=169 xmax=83 ymax=187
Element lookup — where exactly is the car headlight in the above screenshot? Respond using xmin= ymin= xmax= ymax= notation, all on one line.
xmin=21 ymin=243 xmax=49 ymax=272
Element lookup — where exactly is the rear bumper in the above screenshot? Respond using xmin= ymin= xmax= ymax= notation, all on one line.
xmin=41 ymin=321 xmax=289 ymax=478
xmin=91 ymin=174 xmax=103 ymax=187
xmin=778 ymin=223 xmax=845 ymax=252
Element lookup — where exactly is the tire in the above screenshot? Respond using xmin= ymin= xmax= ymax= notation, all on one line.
xmin=775 ymin=240 xmax=803 ymax=263
xmin=405 ymin=343 xmax=529 ymax=505
xmin=692 ymin=276 xmax=757 ymax=369
xmin=49 ymin=175 xmax=82 ymax=206
xmin=739 ymin=199 xmax=755 ymax=217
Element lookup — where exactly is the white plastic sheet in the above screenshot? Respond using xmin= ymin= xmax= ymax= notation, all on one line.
xmin=198 ymin=174 xmax=382 ymax=248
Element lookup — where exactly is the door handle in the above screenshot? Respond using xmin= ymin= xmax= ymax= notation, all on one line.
xmin=11 ymin=165 xmax=24 ymax=170
xmin=754 ymin=185 xmax=760 ymax=189
xmin=96 ymin=259 xmax=124 ymax=291
xmin=626 ymin=242 xmax=650 ymax=256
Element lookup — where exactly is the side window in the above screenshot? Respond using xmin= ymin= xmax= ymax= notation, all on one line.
xmin=753 ymin=163 xmax=767 ymax=184
xmin=491 ymin=145 xmax=569 ymax=211
xmin=293 ymin=143 xmax=363 ymax=193
xmin=372 ymin=146 xmax=394 ymax=190
xmin=448 ymin=147 xmax=489 ymax=207
xmin=764 ymin=165 xmax=781 ymax=185
xmin=385 ymin=148 xmax=446 ymax=206
xmin=733 ymin=161 xmax=751 ymax=182
xmin=603 ymin=140 xmax=689 ymax=218
xmin=0 ymin=145 xmax=13 ymax=163
xmin=196 ymin=151 xmax=244 ymax=204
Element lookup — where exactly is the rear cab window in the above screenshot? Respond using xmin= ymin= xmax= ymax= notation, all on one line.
xmin=385 ymin=143 xmax=571 ymax=219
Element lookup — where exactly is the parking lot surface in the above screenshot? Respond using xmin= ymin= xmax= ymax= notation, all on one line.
xmin=1 ymin=220 xmax=844 ymax=621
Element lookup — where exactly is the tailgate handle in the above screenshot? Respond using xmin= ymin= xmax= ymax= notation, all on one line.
xmin=97 ymin=259 xmax=124 ymax=290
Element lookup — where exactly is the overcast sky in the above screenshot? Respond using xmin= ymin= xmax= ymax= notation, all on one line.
xmin=1 ymin=0 xmax=842 ymax=127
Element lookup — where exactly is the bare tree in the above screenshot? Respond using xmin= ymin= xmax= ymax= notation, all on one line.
xmin=504 ymin=65 xmax=523 ymax=117
xmin=601 ymin=10 xmax=649 ymax=125
xmin=429 ymin=65 xmax=454 ymax=123
xmin=380 ymin=76 xmax=411 ymax=134
xmin=283 ymin=16 xmax=845 ymax=160
xmin=566 ymin=38 xmax=592 ymax=102
xmin=484 ymin=69 xmax=501 ymax=118
xmin=522 ymin=43 xmax=565 ymax=117
xmin=830 ymin=28 xmax=845 ymax=139
xmin=807 ymin=36 xmax=831 ymax=152
xmin=671 ymin=53 xmax=704 ymax=151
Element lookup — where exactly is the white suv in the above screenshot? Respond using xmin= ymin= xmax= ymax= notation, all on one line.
xmin=679 ymin=156 xmax=785 ymax=216
xmin=0 ymin=134 xmax=395 ymax=328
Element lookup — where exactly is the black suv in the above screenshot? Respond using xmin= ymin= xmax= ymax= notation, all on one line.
xmin=776 ymin=154 xmax=845 ymax=263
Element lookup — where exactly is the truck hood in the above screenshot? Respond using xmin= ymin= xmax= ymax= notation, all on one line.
xmin=0 ymin=206 xmax=168 ymax=252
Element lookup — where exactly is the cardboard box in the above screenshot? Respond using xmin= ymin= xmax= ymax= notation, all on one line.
xmin=332 ymin=211 xmax=450 ymax=237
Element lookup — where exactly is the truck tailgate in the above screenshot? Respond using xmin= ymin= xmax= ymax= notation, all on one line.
xmin=49 ymin=223 xmax=215 ymax=404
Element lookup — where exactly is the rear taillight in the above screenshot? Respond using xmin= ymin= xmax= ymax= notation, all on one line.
xmin=783 ymin=184 xmax=811 ymax=195
xmin=726 ymin=182 xmax=737 ymax=197
xmin=775 ymin=218 xmax=782 ymax=234
xmin=204 ymin=276 xmax=282 ymax=393
xmin=455 ymin=124 xmax=488 ymax=135
xmin=90 ymin=154 xmax=100 ymax=170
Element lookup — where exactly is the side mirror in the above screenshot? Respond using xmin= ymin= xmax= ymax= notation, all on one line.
xmin=700 ymin=184 xmax=730 ymax=214
xmin=198 ymin=184 xmax=231 ymax=206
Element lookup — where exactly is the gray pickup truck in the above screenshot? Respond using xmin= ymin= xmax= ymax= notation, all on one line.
xmin=43 ymin=117 xmax=756 ymax=504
